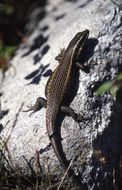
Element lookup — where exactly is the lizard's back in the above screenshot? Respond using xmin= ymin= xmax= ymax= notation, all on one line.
xmin=46 ymin=46 xmax=74 ymax=126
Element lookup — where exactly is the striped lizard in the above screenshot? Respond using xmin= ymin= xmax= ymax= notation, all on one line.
xmin=25 ymin=29 xmax=89 ymax=187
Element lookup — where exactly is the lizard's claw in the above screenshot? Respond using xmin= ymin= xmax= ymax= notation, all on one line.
xmin=77 ymin=113 xmax=90 ymax=122
xmin=76 ymin=113 xmax=83 ymax=122
xmin=23 ymin=104 xmax=36 ymax=117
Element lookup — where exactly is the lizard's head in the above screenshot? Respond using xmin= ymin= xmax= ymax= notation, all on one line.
xmin=75 ymin=29 xmax=89 ymax=47
xmin=68 ymin=29 xmax=89 ymax=51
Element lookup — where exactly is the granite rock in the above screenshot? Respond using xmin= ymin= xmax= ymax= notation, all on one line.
xmin=0 ymin=0 xmax=122 ymax=189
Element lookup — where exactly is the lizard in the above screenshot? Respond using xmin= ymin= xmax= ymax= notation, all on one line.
xmin=24 ymin=29 xmax=89 ymax=187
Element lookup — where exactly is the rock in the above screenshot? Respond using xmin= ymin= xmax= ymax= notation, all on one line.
xmin=0 ymin=0 xmax=122 ymax=189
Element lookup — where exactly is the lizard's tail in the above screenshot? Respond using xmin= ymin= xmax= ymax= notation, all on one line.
xmin=48 ymin=126 xmax=86 ymax=189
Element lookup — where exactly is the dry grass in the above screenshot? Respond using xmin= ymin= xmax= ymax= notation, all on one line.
xmin=0 ymin=146 xmax=80 ymax=190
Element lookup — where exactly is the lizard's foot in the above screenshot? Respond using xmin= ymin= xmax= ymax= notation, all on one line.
xmin=61 ymin=106 xmax=89 ymax=122
xmin=23 ymin=97 xmax=47 ymax=117
xmin=23 ymin=104 xmax=37 ymax=117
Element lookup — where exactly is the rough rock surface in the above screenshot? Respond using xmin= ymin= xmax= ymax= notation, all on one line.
xmin=0 ymin=0 xmax=122 ymax=189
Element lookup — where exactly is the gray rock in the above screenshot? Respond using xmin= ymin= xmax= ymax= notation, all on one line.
xmin=0 ymin=0 xmax=122 ymax=189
